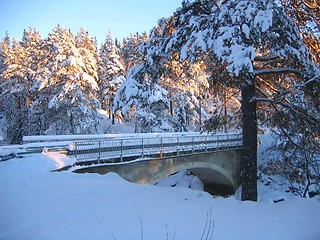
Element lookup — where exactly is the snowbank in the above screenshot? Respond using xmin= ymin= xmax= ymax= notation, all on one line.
xmin=0 ymin=153 xmax=319 ymax=240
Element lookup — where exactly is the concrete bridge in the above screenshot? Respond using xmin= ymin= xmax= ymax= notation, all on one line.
xmin=73 ymin=133 xmax=243 ymax=195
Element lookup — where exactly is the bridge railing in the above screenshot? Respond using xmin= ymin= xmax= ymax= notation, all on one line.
xmin=73 ymin=133 xmax=242 ymax=164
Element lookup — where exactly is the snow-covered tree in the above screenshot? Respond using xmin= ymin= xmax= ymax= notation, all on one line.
xmin=280 ymin=0 xmax=319 ymax=63
xmin=113 ymin=63 xmax=172 ymax=133
xmin=41 ymin=25 xmax=100 ymax=135
xmin=138 ymin=80 xmax=172 ymax=132
xmin=75 ymin=28 xmax=99 ymax=83
xmin=280 ymin=0 xmax=320 ymax=114
xmin=174 ymin=93 xmax=188 ymax=132
xmin=124 ymin=0 xmax=319 ymax=201
xmin=203 ymin=83 xmax=241 ymax=133
xmin=20 ymin=28 xmax=47 ymax=136
xmin=120 ymin=32 xmax=148 ymax=74
xmin=0 ymin=29 xmax=44 ymax=143
xmin=161 ymin=57 xmax=211 ymax=130
xmin=98 ymin=31 xmax=125 ymax=123
xmin=0 ymin=32 xmax=10 ymax=74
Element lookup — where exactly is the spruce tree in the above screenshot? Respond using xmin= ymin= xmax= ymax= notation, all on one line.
xmin=175 ymin=93 xmax=188 ymax=132
xmin=113 ymin=63 xmax=172 ymax=133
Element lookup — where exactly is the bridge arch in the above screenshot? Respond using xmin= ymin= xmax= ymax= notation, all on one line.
xmin=154 ymin=168 xmax=236 ymax=196
xmin=74 ymin=149 xmax=242 ymax=196
xmin=149 ymin=161 xmax=232 ymax=185
xmin=147 ymin=154 xmax=239 ymax=195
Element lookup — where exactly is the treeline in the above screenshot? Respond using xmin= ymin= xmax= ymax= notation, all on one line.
xmin=0 ymin=25 xmax=243 ymax=144
xmin=0 ymin=26 xmax=149 ymax=143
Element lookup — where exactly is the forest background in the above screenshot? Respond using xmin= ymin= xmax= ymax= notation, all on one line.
xmin=0 ymin=0 xmax=319 ymax=200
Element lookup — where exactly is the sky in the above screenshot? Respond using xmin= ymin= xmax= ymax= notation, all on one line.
xmin=0 ymin=0 xmax=183 ymax=44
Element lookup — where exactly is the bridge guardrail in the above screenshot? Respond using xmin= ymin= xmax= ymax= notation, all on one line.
xmin=73 ymin=133 xmax=242 ymax=164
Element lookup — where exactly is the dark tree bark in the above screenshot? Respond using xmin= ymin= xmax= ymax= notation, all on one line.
xmin=112 ymin=113 xmax=115 ymax=125
xmin=240 ymin=73 xmax=258 ymax=201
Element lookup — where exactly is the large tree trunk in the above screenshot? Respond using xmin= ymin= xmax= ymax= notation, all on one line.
xmin=240 ymin=74 xmax=258 ymax=201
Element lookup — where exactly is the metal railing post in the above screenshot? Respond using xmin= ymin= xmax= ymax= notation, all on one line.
xmin=141 ymin=138 xmax=144 ymax=158
xmin=74 ymin=141 xmax=77 ymax=160
xmin=177 ymin=137 xmax=180 ymax=156
xmin=226 ymin=134 xmax=229 ymax=149
xmin=192 ymin=136 xmax=194 ymax=154
xmin=98 ymin=140 xmax=101 ymax=164
xmin=120 ymin=139 xmax=123 ymax=162
xmin=160 ymin=137 xmax=163 ymax=157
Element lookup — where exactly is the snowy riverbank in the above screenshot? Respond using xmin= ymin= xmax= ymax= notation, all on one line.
xmin=0 ymin=152 xmax=319 ymax=240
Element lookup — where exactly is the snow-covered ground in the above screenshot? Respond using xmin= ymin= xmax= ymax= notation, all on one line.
xmin=0 ymin=151 xmax=319 ymax=240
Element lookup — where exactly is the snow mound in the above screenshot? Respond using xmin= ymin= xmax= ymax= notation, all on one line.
xmin=156 ymin=170 xmax=204 ymax=191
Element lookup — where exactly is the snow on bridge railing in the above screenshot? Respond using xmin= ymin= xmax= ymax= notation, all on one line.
xmin=73 ymin=133 xmax=243 ymax=164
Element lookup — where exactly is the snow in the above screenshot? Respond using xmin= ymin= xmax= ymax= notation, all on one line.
xmin=147 ymin=86 xmax=168 ymax=104
xmin=156 ymin=170 xmax=204 ymax=191
xmin=226 ymin=44 xmax=255 ymax=75
xmin=254 ymin=9 xmax=273 ymax=33
xmin=1 ymin=152 xmax=320 ymax=240
xmin=82 ymin=72 xmax=99 ymax=91
xmin=242 ymin=23 xmax=250 ymax=39
xmin=180 ymin=39 xmax=192 ymax=61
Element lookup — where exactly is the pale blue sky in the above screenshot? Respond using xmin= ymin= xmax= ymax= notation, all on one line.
xmin=1 ymin=0 xmax=182 ymax=44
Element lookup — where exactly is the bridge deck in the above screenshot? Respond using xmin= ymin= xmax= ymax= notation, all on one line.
xmin=73 ymin=133 xmax=242 ymax=164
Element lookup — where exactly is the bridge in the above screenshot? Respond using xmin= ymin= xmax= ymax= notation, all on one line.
xmin=73 ymin=133 xmax=243 ymax=195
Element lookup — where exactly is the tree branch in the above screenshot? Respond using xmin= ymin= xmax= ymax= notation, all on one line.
xmin=256 ymin=76 xmax=280 ymax=94
xmin=254 ymin=55 xmax=279 ymax=62
xmin=254 ymin=67 xmax=301 ymax=76
xmin=255 ymin=95 xmax=320 ymax=149
xmin=256 ymin=97 xmax=320 ymax=132
xmin=295 ymin=74 xmax=320 ymax=88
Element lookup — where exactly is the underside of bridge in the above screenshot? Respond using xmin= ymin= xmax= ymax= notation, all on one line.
xmin=187 ymin=168 xmax=236 ymax=196
xmin=74 ymin=149 xmax=242 ymax=197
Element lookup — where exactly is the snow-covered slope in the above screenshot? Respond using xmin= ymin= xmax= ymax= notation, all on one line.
xmin=0 ymin=153 xmax=319 ymax=240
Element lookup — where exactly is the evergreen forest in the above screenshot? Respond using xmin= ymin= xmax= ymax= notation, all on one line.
xmin=1 ymin=0 xmax=319 ymax=200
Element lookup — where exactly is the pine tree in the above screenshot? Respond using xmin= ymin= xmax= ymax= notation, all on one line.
xmin=20 ymin=28 xmax=45 ymax=136
xmin=75 ymin=28 xmax=99 ymax=83
xmin=120 ymin=32 xmax=148 ymax=74
xmin=120 ymin=0 xmax=319 ymax=201
xmin=0 ymin=30 xmax=43 ymax=143
xmin=0 ymin=32 xmax=10 ymax=75
xmin=98 ymin=31 xmax=125 ymax=123
xmin=42 ymin=25 xmax=100 ymax=134
xmin=136 ymin=80 xmax=171 ymax=132
xmin=280 ymin=0 xmax=319 ymax=63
